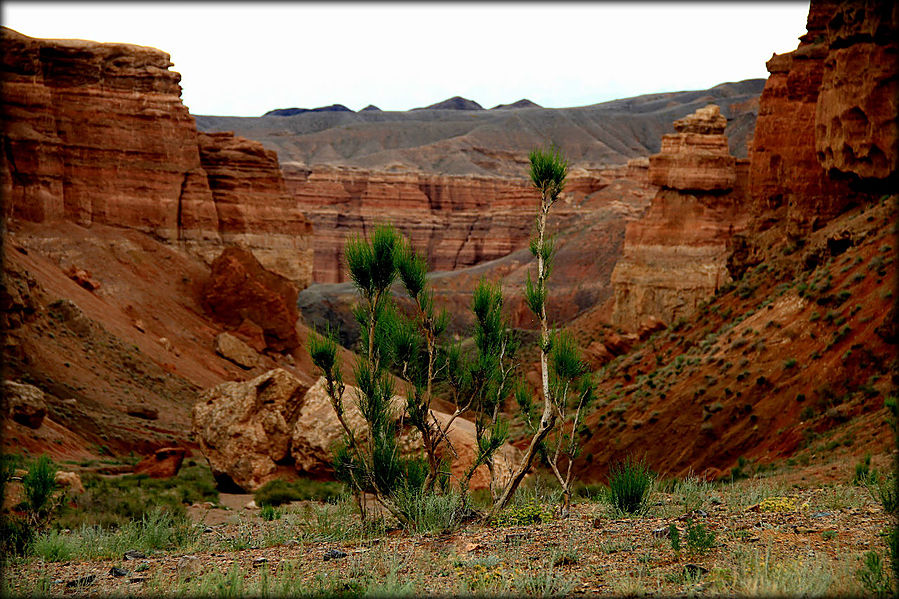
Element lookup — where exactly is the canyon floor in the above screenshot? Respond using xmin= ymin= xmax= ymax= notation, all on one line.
xmin=3 ymin=452 xmax=894 ymax=597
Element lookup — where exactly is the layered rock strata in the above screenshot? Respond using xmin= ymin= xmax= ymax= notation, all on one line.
xmin=611 ymin=105 xmax=750 ymax=330
xmin=197 ymin=132 xmax=313 ymax=286
xmin=0 ymin=28 xmax=313 ymax=287
xmin=0 ymin=27 xmax=220 ymax=245
xmin=282 ymin=164 xmax=612 ymax=283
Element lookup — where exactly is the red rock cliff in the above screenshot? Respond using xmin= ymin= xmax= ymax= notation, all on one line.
xmin=0 ymin=27 xmax=219 ymax=245
xmin=611 ymin=105 xmax=750 ymax=330
xmin=283 ymin=164 xmax=612 ymax=283
xmin=0 ymin=28 xmax=313 ymax=287
xmin=747 ymin=0 xmax=897 ymax=239
xmin=198 ymin=132 xmax=313 ymax=286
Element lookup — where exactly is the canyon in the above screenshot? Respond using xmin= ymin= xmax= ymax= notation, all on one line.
xmin=1 ymin=0 xmax=896 ymax=490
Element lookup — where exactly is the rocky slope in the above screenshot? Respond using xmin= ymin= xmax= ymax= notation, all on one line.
xmin=0 ymin=27 xmax=313 ymax=287
xmin=569 ymin=0 xmax=897 ymax=480
xmin=194 ymin=80 xmax=765 ymax=177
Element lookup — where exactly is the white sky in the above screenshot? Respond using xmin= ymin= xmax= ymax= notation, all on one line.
xmin=2 ymin=2 xmax=810 ymax=117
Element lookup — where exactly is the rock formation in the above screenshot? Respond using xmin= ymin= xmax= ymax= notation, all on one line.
xmin=3 ymin=380 xmax=46 ymax=429
xmin=649 ymin=105 xmax=736 ymax=191
xmin=192 ymin=369 xmax=310 ymax=492
xmin=0 ymin=27 xmax=313 ymax=287
xmin=202 ymin=247 xmax=300 ymax=353
xmin=0 ymin=27 xmax=220 ymax=245
xmin=814 ymin=1 xmax=898 ymax=182
xmin=283 ymin=164 xmax=611 ymax=283
xmin=735 ymin=0 xmax=897 ymax=264
xmin=611 ymin=105 xmax=750 ymax=330
xmin=291 ymin=377 xmax=519 ymax=491
xmin=197 ymin=132 xmax=313 ymax=286
xmin=194 ymin=371 xmax=519 ymax=492
xmin=134 ymin=446 xmax=187 ymax=478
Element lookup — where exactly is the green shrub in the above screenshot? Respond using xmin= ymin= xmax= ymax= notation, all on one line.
xmin=607 ymin=457 xmax=654 ymax=515
xmin=490 ymin=499 xmax=555 ymax=527
xmin=856 ymin=550 xmax=894 ymax=598
xmin=394 ymin=488 xmax=469 ymax=534
xmin=253 ymin=478 xmax=345 ymax=507
xmin=260 ymin=504 xmax=282 ymax=521
xmin=685 ymin=519 xmax=716 ymax=555
xmin=22 ymin=454 xmax=59 ymax=521
xmin=55 ymin=461 xmax=218 ymax=529
xmin=669 ymin=523 xmax=681 ymax=554
xmin=852 ymin=454 xmax=877 ymax=486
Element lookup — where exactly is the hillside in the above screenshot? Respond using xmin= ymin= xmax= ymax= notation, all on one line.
xmin=194 ymin=80 xmax=764 ymax=177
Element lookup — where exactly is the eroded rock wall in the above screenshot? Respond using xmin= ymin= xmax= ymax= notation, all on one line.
xmin=611 ymin=106 xmax=750 ymax=330
xmin=0 ymin=27 xmax=220 ymax=246
xmin=747 ymin=0 xmax=897 ymax=239
xmin=283 ymin=164 xmax=612 ymax=283
xmin=198 ymin=132 xmax=313 ymax=286
xmin=1 ymin=28 xmax=314 ymax=288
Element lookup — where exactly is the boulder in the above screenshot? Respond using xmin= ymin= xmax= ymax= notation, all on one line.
xmin=202 ymin=246 xmax=300 ymax=352
xmin=3 ymin=380 xmax=47 ymax=429
xmin=192 ymin=369 xmax=310 ymax=492
xmin=214 ymin=332 xmax=259 ymax=369
xmin=54 ymin=471 xmax=85 ymax=495
xmin=291 ymin=377 xmax=519 ymax=490
xmin=134 ymin=447 xmax=187 ymax=478
xmin=638 ymin=316 xmax=668 ymax=340
xmin=65 ymin=266 xmax=100 ymax=291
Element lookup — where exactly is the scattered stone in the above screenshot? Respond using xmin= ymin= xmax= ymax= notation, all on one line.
xmin=177 ymin=555 xmax=200 ymax=577
xmin=134 ymin=446 xmax=187 ymax=478
xmin=245 ymin=499 xmax=258 ymax=510
xmin=504 ymin=533 xmax=529 ymax=544
xmin=66 ymin=574 xmax=96 ymax=588
xmin=652 ymin=526 xmax=670 ymax=538
xmin=129 ymin=577 xmax=147 ymax=584
xmin=684 ymin=564 xmax=709 ymax=577
xmin=592 ymin=518 xmax=603 ymax=529
xmin=253 ymin=557 xmax=268 ymax=567
xmin=4 ymin=380 xmax=47 ymax=429
xmin=133 ymin=319 xmax=146 ymax=332
xmin=123 ymin=550 xmax=147 ymax=560
xmin=203 ymin=527 xmax=214 ymax=534
xmin=811 ymin=511 xmax=832 ymax=518
xmin=54 ymin=471 xmax=85 ymax=495
xmin=127 ymin=406 xmax=159 ymax=421
xmin=214 ymin=332 xmax=260 ymax=369
xmin=65 ymin=266 xmax=100 ymax=291
xmin=109 ymin=567 xmax=128 ymax=577
xmin=323 ymin=549 xmax=347 ymax=561
xmin=286 ymin=539 xmax=300 ymax=547
xmin=158 ymin=337 xmax=174 ymax=352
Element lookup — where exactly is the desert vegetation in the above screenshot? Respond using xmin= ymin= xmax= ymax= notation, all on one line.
xmin=2 ymin=449 xmax=896 ymax=597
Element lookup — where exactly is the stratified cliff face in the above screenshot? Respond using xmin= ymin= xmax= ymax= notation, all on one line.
xmin=748 ymin=0 xmax=897 ymax=239
xmin=815 ymin=1 xmax=899 ymax=182
xmin=283 ymin=164 xmax=611 ymax=283
xmin=611 ymin=105 xmax=750 ymax=330
xmin=0 ymin=27 xmax=314 ymax=288
xmin=198 ymin=132 xmax=313 ymax=287
xmin=0 ymin=27 xmax=219 ymax=246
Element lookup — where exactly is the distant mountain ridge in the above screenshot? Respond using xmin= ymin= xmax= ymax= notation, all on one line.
xmin=196 ymin=79 xmax=765 ymax=177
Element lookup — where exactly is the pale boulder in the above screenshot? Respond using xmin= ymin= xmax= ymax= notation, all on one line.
xmin=192 ymin=369 xmax=309 ymax=491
